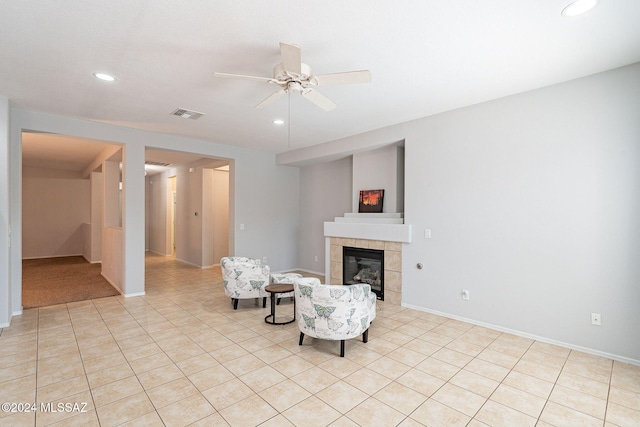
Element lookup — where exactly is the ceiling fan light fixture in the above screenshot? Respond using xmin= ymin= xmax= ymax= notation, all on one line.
xmin=93 ymin=72 xmax=116 ymax=82
xmin=561 ymin=0 xmax=598 ymax=17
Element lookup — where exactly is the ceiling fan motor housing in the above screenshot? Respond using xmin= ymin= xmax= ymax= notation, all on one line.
xmin=273 ymin=63 xmax=314 ymax=86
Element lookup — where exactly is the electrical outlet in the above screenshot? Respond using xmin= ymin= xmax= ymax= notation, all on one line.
xmin=461 ymin=289 xmax=470 ymax=300
xmin=424 ymin=229 xmax=432 ymax=239
xmin=240 ymin=223 xmax=245 ymax=230
xmin=314 ymin=255 xmax=318 ymax=262
xmin=591 ymin=313 xmax=601 ymax=326
xmin=262 ymin=257 xmax=267 ymax=263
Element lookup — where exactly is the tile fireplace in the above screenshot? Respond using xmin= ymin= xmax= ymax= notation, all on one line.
xmin=329 ymin=237 xmax=403 ymax=305
xmin=324 ymin=212 xmax=410 ymax=305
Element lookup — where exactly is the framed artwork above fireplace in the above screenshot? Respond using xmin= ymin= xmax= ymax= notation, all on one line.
xmin=358 ymin=189 xmax=384 ymax=213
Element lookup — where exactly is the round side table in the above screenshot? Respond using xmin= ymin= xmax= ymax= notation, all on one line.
xmin=264 ymin=283 xmax=296 ymax=325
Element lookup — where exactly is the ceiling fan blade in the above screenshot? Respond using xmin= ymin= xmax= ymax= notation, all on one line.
xmin=280 ymin=42 xmax=302 ymax=76
xmin=313 ymin=70 xmax=372 ymax=86
xmin=213 ymin=72 xmax=273 ymax=83
xmin=301 ymin=88 xmax=337 ymax=111
xmin=254 ymin=89 xmax=287 ymax=109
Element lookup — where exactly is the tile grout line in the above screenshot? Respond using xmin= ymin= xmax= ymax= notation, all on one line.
xmin=445 ymin=326 xmax=506 ymax=423
xmin=72 ymin=300 xmax=100 ymax=426
xmin=89 ymin=296 xmax=157 ymax=425
xmin=33 ymin=307 xmax=40 ymax=427
xmin=603 ymin=358 xmax=614 ymax=426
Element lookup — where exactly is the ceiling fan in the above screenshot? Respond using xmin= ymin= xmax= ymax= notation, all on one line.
xmin=213 ymin=42 xmax=371 ymax=111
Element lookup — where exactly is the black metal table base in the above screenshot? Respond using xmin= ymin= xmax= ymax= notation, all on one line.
xmin=264 ymin=292 xmax=296 ymax=325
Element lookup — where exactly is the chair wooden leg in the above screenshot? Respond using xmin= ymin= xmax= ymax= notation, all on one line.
xmin=340 ymin=340 xmax=345 ymax=357
xmin=299 ymin=332 xmax=305 ymax=345
xmin=362 ymin=328 xmax=369 ymax=343
xmin=233 ymin=299 xmax=238 ymax=310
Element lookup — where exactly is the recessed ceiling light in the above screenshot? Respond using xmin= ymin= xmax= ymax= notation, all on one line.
xmin=93 ymin=72 xmax=116 ymax=82
xmin=561 ymin=0 xmax=598 ymax=17
xmin=272 ymin=119 xmax=285 ymax=125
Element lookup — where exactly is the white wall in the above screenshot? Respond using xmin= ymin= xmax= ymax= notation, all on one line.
xmin=403 ymin=63 xmax=640 ymax=362
xmin=146 ymin=172 xmax=170 ymax=255
xmin=90 ymin=171 xmax=103 ymax=262
xmin=202 ymin=168 xmax=214 ymax=267
xmin=102 ymin=159 xmax=123 ymax=288
xmin=352 ymin=144 xmax=404 ymax=213
xmin=102 ymin=227 xmax=123 ymax=291
xmin=144 ymin=175 xmax=150 ymax=251
xmin=298 ymin=157 xmax=353 ymax=274
xmin=103 ymin=160 xmax=121 ymax=227
xmin=211 ymin=169 xmax=229 ymax=264
xmin=290 ymin=63 xmax=640 ymax=363
xmin=22 ymin=167 xmax=90 ymax=258
xmin=176 ymin=164 xmax=203 ymax=266
xmin=0 ymin=96 xmax=10 ymax=326
xmin=233 ymin=150 xmax=300 ymax=269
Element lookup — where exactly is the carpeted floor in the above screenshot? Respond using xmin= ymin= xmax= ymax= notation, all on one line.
xmin=22 ymin=256 xmax=120 ymax=308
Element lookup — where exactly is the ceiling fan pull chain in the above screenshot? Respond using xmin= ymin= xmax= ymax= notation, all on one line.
xmin=288 ymin=90 xmax=292 ymax=149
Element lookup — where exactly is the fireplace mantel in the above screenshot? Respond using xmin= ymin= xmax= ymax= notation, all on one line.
xmin=324 ymin=213 xmax=411 ymax=243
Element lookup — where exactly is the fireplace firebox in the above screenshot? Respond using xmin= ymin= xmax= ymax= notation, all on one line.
xmin=343 ymin=246 xmax=384 ymax=300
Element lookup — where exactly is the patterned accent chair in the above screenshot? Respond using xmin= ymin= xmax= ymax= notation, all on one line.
xmin=220 ymin=257 xmax=270 ymax=310
xmin=294 ymin=277 xmax=376 ymax=357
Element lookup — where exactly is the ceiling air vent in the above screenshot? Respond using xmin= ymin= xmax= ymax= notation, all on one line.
xmin=171 ymin=108 xmax=204 ymax=120
xmin=145 ymin=161 xmax=172 ymax=167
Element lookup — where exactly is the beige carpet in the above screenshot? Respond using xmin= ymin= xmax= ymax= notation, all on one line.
xmin=22 ymin=256 xmax=120 ymax=308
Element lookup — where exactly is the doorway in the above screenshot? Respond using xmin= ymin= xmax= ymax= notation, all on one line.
xmin=144 ymin=149 xmax=230 ymax=267
xmin=21 ymin=132 xmax=121 ymax=307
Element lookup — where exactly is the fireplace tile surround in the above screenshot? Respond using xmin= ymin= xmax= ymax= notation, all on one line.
xmin=329 ymin=237 xmax=402 ymax=305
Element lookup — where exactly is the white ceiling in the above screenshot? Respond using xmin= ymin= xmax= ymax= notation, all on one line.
xmin=22 ymin=132 xmax=215 ymax=175
xmin=21 ymin=133 xmax=114 ymax=172
xmin=2 ymin=1 xmax=640 ymax=156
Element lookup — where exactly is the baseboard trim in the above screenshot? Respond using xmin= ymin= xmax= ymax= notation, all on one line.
xmin=100 ymin=273 xmax=123 ymax=296
xmin=175 ymin=257 xmax=205 ymax=268
xmin=402 ymin=303 xmax=640 ymax=367
xmin=124 ymin=292 xmax=145 ymax=298
xmin=2 ymin=308 xmax=24 ymax=327
xmin=148 ymin=249 xmax=173 ymax=257
xmin=287 ymin=268 xmax=325 ymax=277
xmin=22 ymin=254 xmax=83 ymax=260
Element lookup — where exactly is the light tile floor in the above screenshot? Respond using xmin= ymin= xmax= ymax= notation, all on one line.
xmin=1 ymin=253 xmax=639 ymax=426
